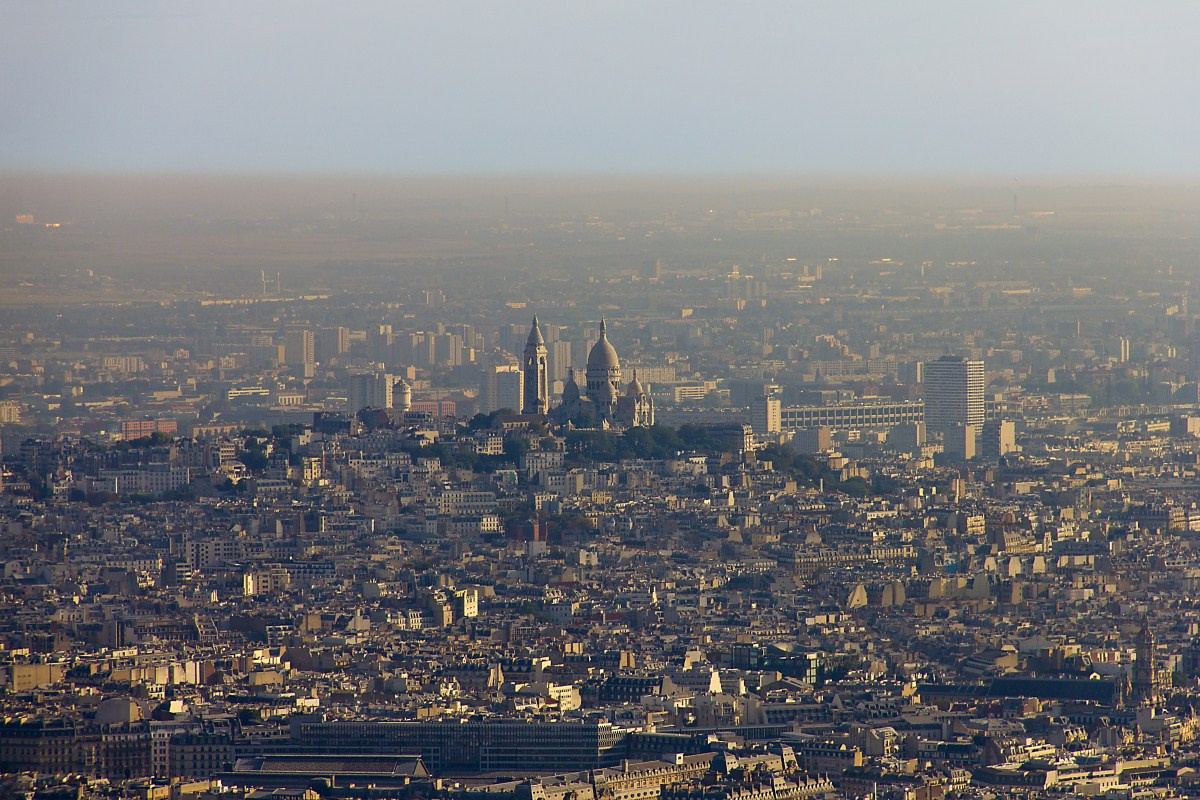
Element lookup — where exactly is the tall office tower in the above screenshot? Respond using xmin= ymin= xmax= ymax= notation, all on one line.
xmin=981 ymin=419 xmax=1017 ymax=459
xmin=284 ymin=328 xmax=315 ymax=367
xmin=549 ymin=341 xmax=572 ymax=383
xmin=886 ymin=422 xmax=926 ymax=454
xmin=452 ymin=324 xmax=478 ymax=350
xmin=522 ymin=317 xmax=549 ymax=415
xmin=315 ymin=326 xmax=350 ymax=364
xmin=898 ymin=361 xmax=923 ymax=386
xmin=480 ymin=363 xmax=522 ymax=415
xmin=539 ymin=322 xmax=561 ymax=345
xmin=793 ymin=426 xmax=833 ymax=454
xmin=495 ymin=370 xmax=522 ymax=415
xmin=923 ymin=355 xmax=985 ymax=436
xmin=749 ymin=395 xmax=781 ymax=434
xmin=943 ymin=423 xmax=977 ymax=461
xmin=498 ymin=324 xmax=528 ymax=356
xmin=408 ymin=333 xmax=436 ymax=368
xmin=368 ymin=325 xmax=394 ymax=362
xmin=390 ymin=332 xmax=416 ymax=366
xmin=730 ymin=379 xmax=781 ymax=408
xmin=434 ymin=333 xmax=464 ymax=367
xmin=348 ymin=372 xmax=395 ymax=413
xmin=570 ymin=338 xmax=590 ymax=374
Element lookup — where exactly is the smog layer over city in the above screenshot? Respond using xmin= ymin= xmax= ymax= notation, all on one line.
xmin=2 ymin=3 xmax=1200 ymax=799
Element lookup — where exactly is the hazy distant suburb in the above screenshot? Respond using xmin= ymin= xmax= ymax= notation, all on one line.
xmin=2 ymin=172 xmax=1197 ymax=307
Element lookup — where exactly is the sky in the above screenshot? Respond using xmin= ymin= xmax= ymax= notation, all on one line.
xmin=1 ymin=1 xmax=1197 ymax=176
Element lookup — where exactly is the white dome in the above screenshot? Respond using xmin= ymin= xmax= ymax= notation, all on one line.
xmin=587 ymin=320 xmax=620 ymax=372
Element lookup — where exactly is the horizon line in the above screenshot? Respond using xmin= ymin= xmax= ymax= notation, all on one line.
xmin=2 ymin=168 xmax=1199 ymax=185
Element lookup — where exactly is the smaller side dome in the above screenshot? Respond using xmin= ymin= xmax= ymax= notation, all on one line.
xmin=627 ymin=370 xmax=644 ymax=397
xmin=563 ymin=368 xmax=581 ymax=402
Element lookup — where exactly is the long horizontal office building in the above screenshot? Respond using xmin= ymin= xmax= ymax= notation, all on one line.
xmin=780 ymin=401 xmax=924 ymax=432
xmin=291 ymin=717 xmax=629 ymax=774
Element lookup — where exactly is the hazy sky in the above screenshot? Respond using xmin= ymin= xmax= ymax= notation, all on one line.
xmin=2 ymin=1 xmax=1197 ymax=176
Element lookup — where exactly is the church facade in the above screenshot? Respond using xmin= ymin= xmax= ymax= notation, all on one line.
xmin=523 ymin=318 xmax=653 ymax=428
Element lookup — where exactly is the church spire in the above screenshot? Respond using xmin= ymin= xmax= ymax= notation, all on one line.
xmin=522 ymin=316 xmax=548 ymax=415
xmin=526 ymin=316 xmax=545 ymax=346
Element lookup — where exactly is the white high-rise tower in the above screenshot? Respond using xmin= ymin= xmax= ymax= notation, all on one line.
xmin=923 ymin=356 xmax=985 ymax=436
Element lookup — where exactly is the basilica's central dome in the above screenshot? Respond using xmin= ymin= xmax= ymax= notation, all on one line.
xmin=587 ymin=320 xmax=620 ymax=372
